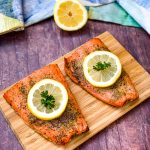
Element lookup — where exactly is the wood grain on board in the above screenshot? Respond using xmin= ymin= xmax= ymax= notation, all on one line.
xmin=0 ymin=31 xmax=150 ymax=150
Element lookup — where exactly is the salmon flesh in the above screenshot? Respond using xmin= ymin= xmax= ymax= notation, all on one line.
xmin=64 ymin=38 xmax=139 ymax=107
xmin=3 ymin=64 xmax=88 ymax=145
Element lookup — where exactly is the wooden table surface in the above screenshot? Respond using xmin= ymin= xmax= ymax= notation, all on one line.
xmin=0 ymin=18 xmax=150 ymax=150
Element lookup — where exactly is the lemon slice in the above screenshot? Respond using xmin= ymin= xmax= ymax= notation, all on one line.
xmin=27 ymin=79 xmax=68 ymax=120
xmin=54 ymin=0 xmax=88 ymax=31
xmin=83 ymin=51 xmax=122 ymax=87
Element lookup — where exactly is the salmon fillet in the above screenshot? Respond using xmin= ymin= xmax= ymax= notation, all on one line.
xmin=64 ymin=38 xmax=139 ymax=107
xmin=3 ymin=64 xmax=88 ymax=145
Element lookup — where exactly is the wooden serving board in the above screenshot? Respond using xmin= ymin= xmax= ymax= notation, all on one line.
xmin=0 ymin=32 xmax=150 ymax=150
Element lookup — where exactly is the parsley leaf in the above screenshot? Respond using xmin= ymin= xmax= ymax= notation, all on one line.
xmin=93 ymin=61 xmax=111 ymax=71
xmin=41 ymin=90 xmax=55 ymax=109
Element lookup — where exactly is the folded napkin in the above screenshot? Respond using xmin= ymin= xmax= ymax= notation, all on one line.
xmin=87 ymin=2 xmax=140 ymax=27
xmin=0 ymin=0 xmax=150 ymax=35
xmin=23 ymin=0 xmax=55 ymax=26
xmin=0 ymin=0 xmax=24 ymax=35
xmin=117 ymin=0 xmax=150 ymax=34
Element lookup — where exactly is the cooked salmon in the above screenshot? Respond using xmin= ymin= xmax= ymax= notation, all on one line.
xmin=64 ymin=38 xmax=139 ymax=107
xmin=3 ymin=64 xmax=88 ymax=145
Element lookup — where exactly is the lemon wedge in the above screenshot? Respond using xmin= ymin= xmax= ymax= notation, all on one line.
xmin=54 ymin=0 xmax=88 ymax=31
xmin=27 ymin=79 xmax=68 ymax=120
xmin=83 ymin=51 xmax=122 ymax=87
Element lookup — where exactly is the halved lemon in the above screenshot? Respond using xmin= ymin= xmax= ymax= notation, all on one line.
xmin=54 ymin=0 xmax=88 ymax=31
xmin=83 ymin=51 xmax=122 ymax=87
xmin=27 ymin=79 xmax=68 ymax=120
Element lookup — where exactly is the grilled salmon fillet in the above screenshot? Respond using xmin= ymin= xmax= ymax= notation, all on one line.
xmin=3 ymin=64 xmax=88 ymax=145
xmin=64 ymin=38 xmax=139 ymax=107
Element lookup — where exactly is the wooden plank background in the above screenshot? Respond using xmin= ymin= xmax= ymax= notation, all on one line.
xmin=0 ymin=19 xmax=150 ymax=150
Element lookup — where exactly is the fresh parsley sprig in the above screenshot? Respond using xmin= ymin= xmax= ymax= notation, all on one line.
xmin=41 ymin=90 xmax=55 ymax=109
xmin=93 ymin=61 xmax=111 ymax=71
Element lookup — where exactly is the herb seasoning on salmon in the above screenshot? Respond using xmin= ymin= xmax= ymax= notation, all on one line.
xmin=64 ymin=38 xmax=139 ymax=107
xmin=3 ymin=64 xmax=88 ymax=145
